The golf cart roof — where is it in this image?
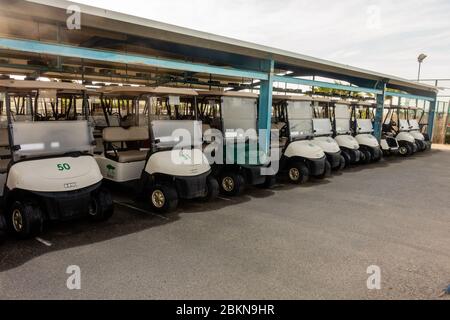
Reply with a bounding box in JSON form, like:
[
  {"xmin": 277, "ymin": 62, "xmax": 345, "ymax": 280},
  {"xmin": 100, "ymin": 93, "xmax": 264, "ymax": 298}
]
[
  {"xmin": 197, "ymin": 90, "xmax": 259, "ymax": 99},
  {"xmin": 334, "ymin": 100, "xmax": 352, "ymax": 105},
  {"xmin": 272, "ymin": 95, "xmax": 313, "ymax": 102},
  {"xmin": 98, "ymin": 86, "xmax": 198, "ymax": 96},
  {"xmin": 311, "ymin": 97, "xmax": 332, "ymax": 103},
  {"xmin": 0, "ymin": 79, "xmax": 86, "ymax": 91},
  {"xmin": 354, "ymin": 101, "xmax": 375, "ymax": 106}
]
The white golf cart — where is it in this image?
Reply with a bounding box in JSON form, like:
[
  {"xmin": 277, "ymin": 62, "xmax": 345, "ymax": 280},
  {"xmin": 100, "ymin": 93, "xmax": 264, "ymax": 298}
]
[
  {"xmin": 0, "ymin": 80, "xmax": 113, "ymax": 238},
  {"xmin": 330, "ymin": 101, "xmax": 363, "ymax": 165},
  {"xmin": 196, "ymin": 91, "xmax": 276, "ymax": 195},
  {"xmin": 383, "ymin": 104, "xmax": 418, "ymax": 156},
  {"xmin": 95, "ymin": 86, "xmax": 218, "ymax": 212},
  {"xmin": 350, "ymin": 101, "xmax": 383, "ymax": 163},
  {"xmin": 407, "ymin": 106, "xmax": 432, "ymax": 151},
  {"xmin": 311, "ymin": 97, "xmax": 346, "ymax": 170},
  {"xmin": 272, "ymin": 95, "xmax": 329, "ymax": 184}
]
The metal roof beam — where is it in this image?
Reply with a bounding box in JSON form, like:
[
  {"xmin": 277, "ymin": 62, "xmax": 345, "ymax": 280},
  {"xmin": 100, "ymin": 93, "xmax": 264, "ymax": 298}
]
[
  {"xmin": 273, "ymin": 75, "xmax": 383, "ymax": 95},
  {"xmin": 0, "ymin": 38, "xmax": 268, "ymax": 81}
]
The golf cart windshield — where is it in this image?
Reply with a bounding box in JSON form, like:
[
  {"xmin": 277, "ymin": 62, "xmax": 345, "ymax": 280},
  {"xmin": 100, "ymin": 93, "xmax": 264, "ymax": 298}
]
[
  {"xmin": 287, "ymin": 100, "xmax": 313, "ymax": 139},
  {"xmin": 334, "ymin": 104, "xmax": 351, "ymax": 134},
  {"xmin": 399, "ymin": 119, "xmax": 410, "ymax": 132},
  {"xmin": 312, "ymin": 119, "xmax": 333, "ymax": 136},
  {"xmin": 409, "ymin": 119, "xmax": 420, "ymax": 131},
  {"xmin": 221, "ymin": 96, "xmax": 257, "ymax": 141},
  {"xmin": 151, "ymin": 120, "xmax": 203, "ymax": 149},
  {"xmin": 356, "ymin": 119, "xmax": 374, "ymax": 134},
  {"xmin": 12, "ymin": 120, "xmax": 93, "ymax": 161}
]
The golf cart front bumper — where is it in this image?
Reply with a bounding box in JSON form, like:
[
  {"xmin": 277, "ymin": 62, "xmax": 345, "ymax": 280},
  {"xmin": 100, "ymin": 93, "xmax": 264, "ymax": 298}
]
[
  {"xmin": 241, "ymin": 165, "xmax": 267, "ymax": 185},
  {"xmin": 325, "ymin": 152, "xmax": 342, "ymax": 170},
  {"xmin": 32, "ymin": 182, "xmax": 102, "ymax": 221},
  {"xmin": 308, "ymin": 156, "xmax": 326, "ymax": 176},
  {"xmin": 174, "ymin": 171, "xmax": 210, "ymax": 199}
]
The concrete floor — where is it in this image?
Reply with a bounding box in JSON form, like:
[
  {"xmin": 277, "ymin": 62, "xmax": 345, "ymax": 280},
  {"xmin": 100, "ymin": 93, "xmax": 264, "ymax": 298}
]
[{"xmin": 0, "ymin": 146, "xmax": 450, "ymax": 300}]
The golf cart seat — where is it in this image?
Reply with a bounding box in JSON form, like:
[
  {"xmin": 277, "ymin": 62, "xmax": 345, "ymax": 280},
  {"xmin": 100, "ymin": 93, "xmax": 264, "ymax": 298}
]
[
  {"xmin": 103, "ymin": 126, "xmax": 149, "ymax": 163},
  {"xmin": 115, "ymin": 150, "xmax": 148, "ymax": 163},
  {"xmin": 0, "ymin": 158, "xmax": 9, "ymax": 174}
]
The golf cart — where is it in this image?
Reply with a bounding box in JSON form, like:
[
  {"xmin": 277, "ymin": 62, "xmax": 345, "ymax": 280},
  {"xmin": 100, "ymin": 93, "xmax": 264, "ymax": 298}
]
[
  {"xmin": 383, "ymin": 103, "xmax": 418, "ymax": 156},
  {"xmin": 196, "ymin": 91, "xmax": 276, "ymax": 195},
  {"xmin": 95, "ymin": 86, "xmax": 218, "ymax": 212},
  {"xmin": 350, "ymin": 101, "xmax": 383, "ymax": 162},
  {"xmin": 407, "ymin": 106, "xmax": 432, "ymax": 151},
  {"xmin": 0, "ymin": 80, "xmax": 113, "ymax": 238},
  {"xmin": 311, "ymin": 97, "xmax": 346, "ymax": 171},
  {"xmin": 271, "ymin": 95, "xmax": 329, "ymax": 184},
  {"xmin": 329, "ymin": 101, "xmax": 363, "ymax": 165}
]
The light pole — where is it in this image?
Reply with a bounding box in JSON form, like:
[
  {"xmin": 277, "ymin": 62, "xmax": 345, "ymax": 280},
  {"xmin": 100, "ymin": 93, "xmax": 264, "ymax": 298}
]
[{"xmin": 417, "ymin": 53, "xmax": 427, "ymax": 81}]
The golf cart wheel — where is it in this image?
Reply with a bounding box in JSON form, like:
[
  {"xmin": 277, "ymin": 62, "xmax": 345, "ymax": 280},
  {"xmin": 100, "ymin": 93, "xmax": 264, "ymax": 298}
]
[
  {"xmin": 88, "ymin": 189, "xmax": 114, "ymax": 222},
  {"xmin": 7, "ymin": 200, "xmax": 43, "ymax": 239},
  {"xmin": 201, "ymin": 176, "xmax": 219, "ymax": 202},
  {"xmin": 398, "ymin": 145, "xmax": 409, "ymax": 157},
  {"xmin": 220, "ymin": 172, "xmax": 245, "ymax": 196},
  {"xmin": 338, "ymin": 155, "xmax": 346, "ymax": 170},
  {"xmin": 372, "ymin": 149, "xmax": 382, "ymax": 162},
  {"xmin": 317, "ymin": 160, "xmax": 332, "ymax": 179},
  {"xmin": 406, "ymin": 144, "xmax": 414, "ymax": 156},
  {"xmin": 341, "ymin": 152, "xmax": 351, "ymax": 166},
  {"xmin": 287, "ymin": 162, "xmax": 309, "ymax": 184},
  {"xmin": 361, "ymin": 150, "xmax": 372, "ymax": 164},
  {"xmin": 149, "ymin": 185, "xmax": 178, "ymax": 213}
]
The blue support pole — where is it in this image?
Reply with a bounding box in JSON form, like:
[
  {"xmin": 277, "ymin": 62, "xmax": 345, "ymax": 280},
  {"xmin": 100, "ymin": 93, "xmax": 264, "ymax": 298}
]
[
  {"xmin": 427, "ymin": 95, "xmax": 437, "ymax": 139},
  {"xmin": 258, "ymin": 59, "xmax": 275, "ymax": 156},
  {"xmin": 373, "ymin": 82, "xmax": 386, "ymax": 141}
]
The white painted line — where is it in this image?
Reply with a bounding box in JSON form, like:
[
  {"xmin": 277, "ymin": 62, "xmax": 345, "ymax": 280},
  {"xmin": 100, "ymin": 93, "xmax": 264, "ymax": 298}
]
[
  {"xmin": 114, "ymin": 201, "xmax": 170, "ymax": 221},
  {"xmin": 35, "ymin": 237, "xmax": 52, "ymax": 247}
]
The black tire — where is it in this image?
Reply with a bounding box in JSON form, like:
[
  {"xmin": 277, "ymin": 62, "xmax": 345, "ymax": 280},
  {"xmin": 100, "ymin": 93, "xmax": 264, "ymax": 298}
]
[
  {"xmin": 338, "ymin": 155, "xmax": 346, "ymax": 170},
  {"xmin": 89, "ymin": 189, "xmax": 114, "ymax": 222},
  {"xmin": 341, "ymin": 151, "xmax": 351, "ymax": 166},
  {"xmin": 219, "ymin": 172, "xmax": 246, "ymax": 196},
  {"xmin": 0, "ymin": 214, "xmax": 7, "ymax": 240},
  {"xmin": 317, "ymin": 160, "xmax": 332, "ymax": 179},
  {"xmin": 372, "ymin": 148, "xmax": 382, "ymax": 162},
  {"xmin": 361, "ymin": 150, "xmax": 372, "ymax": 164},
  {"xmin": 398, "ymin": 145, "xmax": 409, "ymax": 157},
  {"xmin": 406, "ymin": 144, "xmax": 413, "ymax": 156},
  {"xmin": 201, "ymin": 176, "xmax": 219, "ymax": 201},
  {"xmin": 287, "ymin": 162, "xmax": 309, "ymax": 184},
  {"xmin": 149, "ymin": 185, "xmax": 179, "ymax": 213},
  {"xmin": 7, "ymin": 200, "xmax": 43, "ymax": 239}
]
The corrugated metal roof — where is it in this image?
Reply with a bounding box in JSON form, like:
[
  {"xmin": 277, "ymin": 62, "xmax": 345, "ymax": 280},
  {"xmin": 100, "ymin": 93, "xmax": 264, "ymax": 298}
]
[{"xmin": 19, "ymin": 0, "xmax": 437, "ymax": 94}]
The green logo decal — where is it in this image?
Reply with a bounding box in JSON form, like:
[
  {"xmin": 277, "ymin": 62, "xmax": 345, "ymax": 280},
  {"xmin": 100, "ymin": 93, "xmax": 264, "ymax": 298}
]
[
  {"xmin": 106, "ymin": 164, "xmax": 116, "ymax": 178},
  {"xmin": 57, "ymin": 163, "xmax": 71, "ymax": 171}
]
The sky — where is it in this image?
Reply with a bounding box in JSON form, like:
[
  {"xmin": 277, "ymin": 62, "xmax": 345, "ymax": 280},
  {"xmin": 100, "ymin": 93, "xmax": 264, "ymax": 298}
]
[{"xmin": 74, "ymin": 0, "xmax": 450, "ymax": 96}]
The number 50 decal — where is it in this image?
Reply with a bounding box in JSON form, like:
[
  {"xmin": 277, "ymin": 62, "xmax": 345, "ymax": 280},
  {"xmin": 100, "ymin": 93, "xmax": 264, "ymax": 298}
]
[{"xmin": 57, "ymin": 163, "xmax": 71, "ymax": 171}]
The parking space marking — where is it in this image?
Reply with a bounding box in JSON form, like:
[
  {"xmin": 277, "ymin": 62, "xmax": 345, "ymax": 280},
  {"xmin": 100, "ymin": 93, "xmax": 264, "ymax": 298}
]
[
  {"xmin": 35, "ymin": 237, "xmax": 52, "ymax": 247},
  {"xmin": 113, "ymin": 201, "xmax": 170, "ymax": 221}
]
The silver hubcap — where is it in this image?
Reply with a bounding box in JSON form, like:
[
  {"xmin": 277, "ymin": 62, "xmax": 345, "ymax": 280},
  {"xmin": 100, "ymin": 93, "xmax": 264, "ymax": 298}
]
[
  {"xmin": 151, "ymin": 190, "xmax": 165, "ymax": 208},
  {"xmin": 289, "ymin": 168, "xmax": 300, "ymax": 181},
  {"xmin": 12, "ymin": 209, "xmax": 23, "ymax": 232},
  {"xmin": 222, "ymin": 177, "xmax": 234, "ymax": 192},
  {"xmin": 399, "ymin": 147, "xmax": 407, "ymax": 154}
]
